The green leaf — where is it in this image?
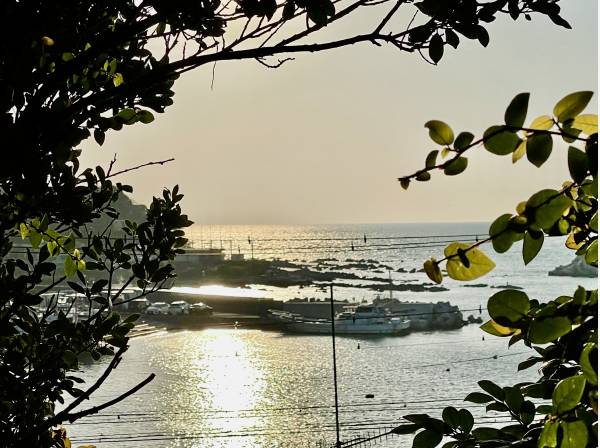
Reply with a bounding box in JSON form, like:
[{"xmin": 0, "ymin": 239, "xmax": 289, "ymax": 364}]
[
  {"xmin": 444, "ymin": 157, "xmax": 468, "ymax": 176},
  {"xmin": 572, "ymin": 114, "xmax": 598, "ymax": 135},
  {"xmin": 113, "ymin": 72, "xmax": 124, "ymax": 87},
  {"xmin": 425, "ymin": 150, "xmax": 438, "ymax": 169},
  {"xmin": 19, "ymin": 223, "xmax": 29, "ymax": 239},
  {"xmin": 416, "ymin": 172, "xmax": 431, "ymax": 182},
  {"xmin": 553, "ymin": 91, "xmax": 594, "ymax": 123},
  {"xmin": 444, "ymin": 243, "xmax": 495, "ymax": 281},
  {"xmin": 137, "ymin": 110, "xmax": 155, "ymax": 124},
  {"xmin": 580, "ymin": 343, "xmax": 597, "ymax": 385},
  {"xmin": 483, "ymin": 126, "xmax": 521, "ymax": 155},
  {"xmin": 526, "ymin": 133, "xmax": 553, "ymax": 167},
  {"xmin": 529, "ymin": 115, "xmax": 554, "ymax": 131},
  {"xmin": 559, "ymin": 421, "xmax": 588, "ymax": 448},
  {"xmin": 528, "ymin": 317, "xmax": 571, "ymax": 344},
  {"xmin": 512, "ymin": 140, "xmax": 527, "ymax": 163},
  {"xmin": 526, "ymin": 189, "xmax": 572, "ymax": 231},
  {"xmin": 424, "ymin": 258, "xmax": 443, "ymax": 284},
  {"xmin": 478, "ymin": 380, "xmax": 505, "ymax": 401},
  {"xmin": 116, "ymin": 108, "xmax": 136, "ymax": 123},
  {"xmin": 522, "ymin": 231, "xmax": 544, "ymax": 265},
  {"xmin": 505, "ymin": 92, "xmax": 529, "ymax": 127},
  {"xmin": 488, "ymin": 289, "xmax": 530, "ymax": 324},
  {"xmin": 590, "ymin": 212, "xmax": 598, "ymax": 232},
  {"xmin": 429, "ymin": 34, "xmax": 444, "ymax": 64},
  {"xmin": 538, "ymin": 420, "xmax": 558, "ymax": 448},
  {"xmin": 454, "ymin": 132, "xmax": 474, "ymax": 150},
  {"xmin": 64, "ymin": 256, "xmax": 78, "ymax": 278},
  {"xmin": 584, "ymin": 239, "xmax": 597, "ymax": 265},
  {"xmin": 489, "ymin": 214, "xmax": 517, "ymax": 253},
  {"xmin": 464, "ymin": 392, "xmax": 494, "ymax": 404},
  {"xmin": 29, "ymin": 229, "xmax": 42, "ymax": 249},
  {"xmin": 480, "ymin": 319, "xmax": 516, "ymax": 337},
  {"xmin": 425, "ymin": 120, "xmax": 454, "ymax": 146}
]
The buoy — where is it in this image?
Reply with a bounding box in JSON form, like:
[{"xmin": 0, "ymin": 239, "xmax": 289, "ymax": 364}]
[
  {"xmin": 445, "ymin": 368, "xmax": 450, "ymax": 372},
  {"xmin": 365, "ymin": 394, "xmax": 374, "ymax": 399},
  {"xmin": 357, "ymin": 343, "xmax": 361, "ymax": 349}
]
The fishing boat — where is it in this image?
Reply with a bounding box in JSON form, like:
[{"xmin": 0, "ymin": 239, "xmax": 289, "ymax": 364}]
[{"xmin": 269, "ymin": 304, "xmax": 410, "ymax": 335}]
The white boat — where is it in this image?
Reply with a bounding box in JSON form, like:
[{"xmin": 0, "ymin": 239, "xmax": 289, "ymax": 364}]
[{"xmin": 269, "ymin": 304, "xmax": 410, "ymax": 335}]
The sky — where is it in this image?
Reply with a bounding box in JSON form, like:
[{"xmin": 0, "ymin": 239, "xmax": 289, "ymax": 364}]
[{"xmin": 80, "ymin": 1, "xmax": 598, "ymax": 225}]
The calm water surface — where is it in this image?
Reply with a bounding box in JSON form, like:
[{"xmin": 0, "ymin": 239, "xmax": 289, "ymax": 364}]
[{"xmin": 66, "ymin": 223, "xmax": 596, "ymax": 447}]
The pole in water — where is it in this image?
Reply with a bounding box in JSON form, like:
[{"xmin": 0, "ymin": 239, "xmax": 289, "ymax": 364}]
[{"xmin": 329, "ymin": 284, "xmax": 341, "ymax": 448}]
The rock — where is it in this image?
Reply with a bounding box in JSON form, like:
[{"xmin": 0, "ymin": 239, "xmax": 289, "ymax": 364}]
[{"xmin": 549, "ymin": 256, "xmax": 597, "ymax": 278}]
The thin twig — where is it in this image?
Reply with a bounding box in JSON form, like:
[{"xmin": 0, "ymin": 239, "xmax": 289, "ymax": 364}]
[{"xmin": 105, "ymin": 158, "xmax": 175, "ymax": 179}]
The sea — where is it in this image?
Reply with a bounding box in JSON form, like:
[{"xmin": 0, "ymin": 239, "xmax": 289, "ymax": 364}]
[{"xmin": 64, "ymin": 223, "xmax": 597, "ymax": 448}]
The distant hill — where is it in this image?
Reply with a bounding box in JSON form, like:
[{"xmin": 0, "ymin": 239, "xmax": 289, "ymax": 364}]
[{"xmin": 87, "ymin": 193, "xmax": 147, "ymax": 235}]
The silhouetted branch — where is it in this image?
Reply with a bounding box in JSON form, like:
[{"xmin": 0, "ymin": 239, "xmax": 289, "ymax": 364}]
[
  {"xmin": 65, "ymin": 373, "xmax": 155, "ymax": 423},
  {"xmin": 43, "ymin": 345, "xmax": 128, "ymax": 429},
  {"xmin": 106, "ymin": 158, "xmax": 175, "ymax": 179}
]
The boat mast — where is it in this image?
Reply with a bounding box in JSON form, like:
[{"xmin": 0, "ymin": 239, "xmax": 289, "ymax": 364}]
[{"xmin": 329, "ymin": 284, "xmax": 341, "ymax": 447}]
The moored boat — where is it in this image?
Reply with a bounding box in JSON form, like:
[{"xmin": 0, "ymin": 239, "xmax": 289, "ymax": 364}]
[{"xmin": 269, "ymin": 304, "xmax": 410, "ymax": 335}]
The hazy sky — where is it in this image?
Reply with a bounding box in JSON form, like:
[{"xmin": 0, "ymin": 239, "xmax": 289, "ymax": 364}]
[{"xmin": 80, "ymin": 1, "xmax": 598, "ymax": 225}]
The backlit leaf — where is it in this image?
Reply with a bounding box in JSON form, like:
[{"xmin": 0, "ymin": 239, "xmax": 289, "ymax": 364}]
[
  {"xmin": 64, "ymin": 256, "xmax": 77, "ymax": 277},
  {"xmin": 483, "ymin": 126, "xmax": 520, "ymax": 155},
  {"xmin": 423, "ymin": 258, "xmax": 443, "ymax": 284},
  {"xmin": 526, "ymin": 189, "xmax": 571, "ymax": 230},
  {"xmin": 425, "ymin": 120, "xmax": 454, "ymax": 146},
  {"xmin": 529, "ymin": 115, "xmax": 553, "ymax": 131},
  {"xmin": 444, "ymin": 243, "xmax": 495, "ymax": 281},
  {"xmin": 480, "ymin": 319, "xmax": 516, "ymax": 337},
  {"xmin": 553, "ymin": 91, "xmax": 594, "ymax": 123},
  {"xmin": 113, "ymin": 72, "xmax": 124, "ymax": 87},
  {"xmin": 572, "ymin": 113, "xmax": 598, "ymax": 135},
  {"xmin": 512, "ymin": 140, "xmax": 527, "ymax": 163}
]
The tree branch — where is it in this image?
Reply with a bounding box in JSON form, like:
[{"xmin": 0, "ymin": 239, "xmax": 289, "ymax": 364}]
[
  {"xmin": 65, "ymin": 373, "xmax": 155, "ymax": 423},
  {"xmin": 105, "ymin": 158, "xmax": 175, "ymax": 179}
]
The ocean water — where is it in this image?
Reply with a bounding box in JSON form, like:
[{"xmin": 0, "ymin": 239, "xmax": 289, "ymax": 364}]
[{"xmin": 65, "ymin": 223, "xmax": 596, "ymax": 447}]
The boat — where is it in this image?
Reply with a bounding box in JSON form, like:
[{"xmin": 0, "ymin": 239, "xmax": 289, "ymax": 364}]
[{"xmin": 268, "ymin": 304, "xmax": 410, "ymax": 335}]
